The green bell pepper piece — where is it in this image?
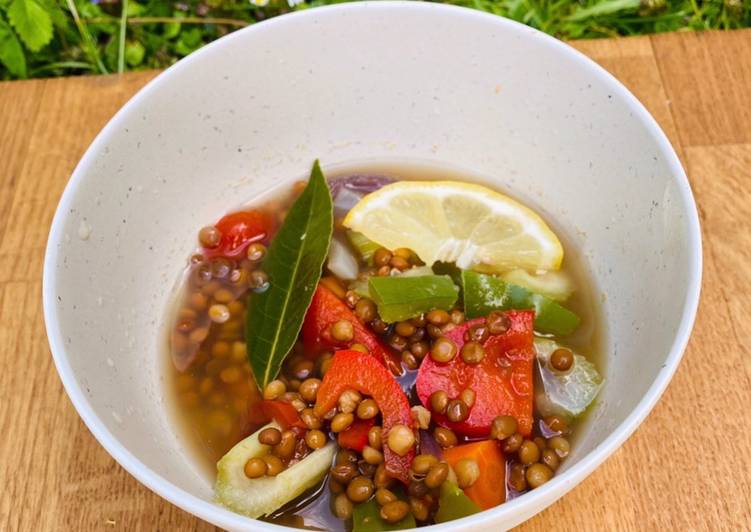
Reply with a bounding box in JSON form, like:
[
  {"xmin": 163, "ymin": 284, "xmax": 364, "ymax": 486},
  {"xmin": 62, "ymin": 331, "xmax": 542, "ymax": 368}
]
[
  {"xmin": 462, "ymin": 270, "xmax": 580, "ymax": 335},
  {"xmin": 368, "ymin": 275, "xmax": 458, "ymax": 323},
  {"xmin": 435, "ymin": 480, "xmax": 481, "ymax": 523}
]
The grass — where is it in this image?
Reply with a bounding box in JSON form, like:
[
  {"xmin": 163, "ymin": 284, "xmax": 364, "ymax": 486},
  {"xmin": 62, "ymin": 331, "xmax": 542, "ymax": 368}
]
[{"xmin": 0, "ymin": 0, "xmax": 748, "ymax": 80}]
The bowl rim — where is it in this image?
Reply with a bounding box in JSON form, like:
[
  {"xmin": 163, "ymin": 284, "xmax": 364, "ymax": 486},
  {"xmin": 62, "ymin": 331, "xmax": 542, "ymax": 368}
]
[{"xmin": 43, "ymin": 2, "xmax": 702, "ymax": 530}]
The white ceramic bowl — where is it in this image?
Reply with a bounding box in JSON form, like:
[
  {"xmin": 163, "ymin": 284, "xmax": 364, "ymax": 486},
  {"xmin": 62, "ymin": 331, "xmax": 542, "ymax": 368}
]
[{"xmin": 43, "ymin": 2, "xmax": 701, "ymax": 530}]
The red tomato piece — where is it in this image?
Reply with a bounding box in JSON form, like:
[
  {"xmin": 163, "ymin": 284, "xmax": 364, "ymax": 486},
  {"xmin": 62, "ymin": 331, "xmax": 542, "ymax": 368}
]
[
  {"xmin": 337, "ymin": 418, "xmax": 375, "ymax": 452},
  {"xmin": 314, "ymin": 350, "xmax": 414, "ymax": 484},
  {"xmin": 415, "ymin": 310, "xmax": 535, "ymax": 437},
  {"xmin": 302, "ymin": 284, "xmax": 402, "ymax": 375},
  {"xmin": 203, "ymin": 210, "xmax": 273, "ymax": 259},
  {"xmin": 260, "ymin": 400, "xmax": 306, "ymax": 430}
]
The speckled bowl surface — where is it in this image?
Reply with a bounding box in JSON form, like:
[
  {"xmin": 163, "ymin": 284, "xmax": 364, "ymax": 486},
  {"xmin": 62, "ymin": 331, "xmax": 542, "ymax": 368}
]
[{"xmin": 43, "ymin": 2, "xmax": 701, "ymax": 530}]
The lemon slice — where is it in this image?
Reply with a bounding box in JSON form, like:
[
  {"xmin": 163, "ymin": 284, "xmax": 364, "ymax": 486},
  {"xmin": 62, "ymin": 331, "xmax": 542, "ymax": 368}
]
[{"xmin": 342, "ymin": 181, "xmax": 563, "ymax": 273}]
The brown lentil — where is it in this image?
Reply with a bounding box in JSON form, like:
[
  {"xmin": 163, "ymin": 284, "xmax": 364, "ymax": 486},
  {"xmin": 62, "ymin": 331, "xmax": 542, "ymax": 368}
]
[
  {"xmin": 410, "ymin": 497, "xmax": 430, "ymax": 521},
  {"xmin": 424, "ymin": 461, "xmax": 449, "ymax": 488},
  {"xmin": 460, "ymin": 341, "xmax": 485, "ymax": 364},
  {"xmin": 487, "ymin": 311, "xmax": 510, "ymax": 334},
  {"xmin": 338, "ymin": 389, "xmax": 362, "ymax": 414},
  {"xmin": 460, "ymin": 388, "xmax": 476, "ymax": 408},
  {"xmin": 387, "ymin": 424, "xmax": 415, "ymax": 456},
  {"xmin": 305, "ymin": 429, "xmax": 327, "ymax": 450},
  {"xmin": 298, "ymin": 378, "xmax": 321, "ymax": 402},
  {"xmin": 490, "ymin": 415, "xmax": 518, "ymax": 441},
  {"xmin": 411, "ymin": 454, "xmax": 439, "ymax": 476},
  {"xmin": 263, "ymin": 379, "xmax": 286, "ymax": 400},
  {"xmin": 533, "ymin": 436, "xmax": 548, "ymax": 451},
  {"xmin": 290, "ymin": 359, "xmax": 314, "ymax": 380},
  {"xmin": 455, "ymin": 458, "xmax": 480, "ymax": 489},
  {"xmin": 431, "ymin": 336, "xmax": 458, "ymax": 363},
  {"xmin": 330, "ymin": 463, "xmax": 358, "ymax": 484},
  {"xmin": 320, "ymin": 276, "xmax": 347, "ymax": 298},
  {"xmin": 410, "ymin": 341, "xmax": 429, "ymax": 359},
  {"xmin": 368, "ymin": 426, "xmax": 383, "ymax": 450},
  {"xmin": 354, "ymin": 298, "xmax": 377, "ymax": 322},
  {"xmin": 503, "ymin": 433, "xmax": 524, "ymax": 454},
  {"xmin": 375, "ymin": 488, "xmax": 398, "ymax": 506},
  {"xmin": 331, "ymin": 320, "xmax": 355, "ymax": 343},
  {"xmin": 434, "ymin": 427, "xmax": 458, "ymax": 448},
  {"xmin": 362, "ymin": 445, "xmax": 384, "ymax": 465},
  {"xmin": 541, "ymin": 448, "xmax": 560, "ymax": 471},
  {"xmin": 248, "ymin": 270, "xmax": 269, "ymax": 290},
  {"xmin": 371, "ymin": 318, "xmax": 389, "ymax": 335},
  {"xmin": 446, "ymin": 399, "xmax": 469, "ymax": 423},
  {"xmin": 219, "ymin": 366, "xmax": 242, "ymax": 384},
  {"xmin": 246, "ymin": 242, "xmax": 266, "ymax": 262},
  {"xmin": 356, "ymin": 399, "xmax": 380, "ymax": 420},
  {"xmin": 301, "ymin": 408, "xmax": 322, "ymax": 429},
  {"xmin": 548, "ymin": 436, "xmax": 571, "ymax": 458},
  {"xmin": 331, "ymin": 412, "xmax": 355, "ymax": 433},
  {"xmin": 198, "ymin": 226, "xmax": 221, "ymax": 248},
  {"xmin": 395, "ymin": 321, "xmax": 416, "ymax": 337},
  {"xmin": 333, "ymin": 493, "xmax": 353, "ymax": 520},
  {"xmin": 388, "ymin": 334, "xmax": 408, "ymax": 352},
  {"xmin": 401, "ymin": 350, "xmax": 419, "ymax": 370},
  {"xmin": 374, "ymin": 463, "xmax": 393, "ymax": 489},
  {"xmin": 335, "ymin": 448, "xmax": 359, "ymax": 466},
  {"xmin": 380, "ymin": 500, "xmax": 410, "ymax": 524},
  {"xmin": 426, "ymin": 309, "xmax": 450, "ymax": 326},
  {"xmin": 550, "ymin": 347, "xmax": 574, "ymax": 372},
  {"xmin": 467, "ymin": 323, "xmax": 490, "ymax": 343},
  {"xmin": 346, "ymin": 476, "xmax": 375, "ymax": 503},
  {"xmin": 508, "ymin": 463, "xmax": 527, "ymax": 492},
  {"xmin": 344, "ymin": 290, "xmax": 360, "ymax": 308},
  {"xmin": 329, "ymin": 478, "xmax": 344, "ymax": 494},
  {"xmin": 373, "ymin": 248, "xmax": 393, "ymax": 267},
  {"xmin": 189, "ymin": 291, "xmax": 208, "ymax": 312},
  {"xmin": 429, "ymin": 390, "xmax": 449, "ymax": 414},
  {"xmin": 519, "ymin": 440, "xmax": 541, "ymax": 465},
  {"xmin": 408, "ymin": 479, "xmax": 429, "ymax": 498},
  {"xmin": 273, "ymin": 431, "xmax": 297, "ymax": 460},
  {"xmin": 526, "ymin": 463, "xmax": 554, "ymax": 488},
  {"xmin": 450, "ymin": 309, "xmax": 465, "ymax": 325},
  {"xmin": 244, "ymin": 457, "xmax": 267, "ymax": 478},
  {"xmin": 358, "ymin": 460, "xmax": 378, "ymax": 478},
  {"xmin": 258, "ymin": 427, "xmax": 282, "ymax": 446},
  {"xmin": 263, "ymin": 454, "xmax": 284, "ymax": 476}
]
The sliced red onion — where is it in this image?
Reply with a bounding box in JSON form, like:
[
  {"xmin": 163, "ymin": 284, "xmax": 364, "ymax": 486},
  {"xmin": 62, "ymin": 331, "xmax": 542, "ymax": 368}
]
[
  {"xmin": 329, "ymin": 175, "xmax": 394, "ymax": 217},
  {"xmin": 419, "ymin": 429, "xmax": 443, "ymax": 459}
]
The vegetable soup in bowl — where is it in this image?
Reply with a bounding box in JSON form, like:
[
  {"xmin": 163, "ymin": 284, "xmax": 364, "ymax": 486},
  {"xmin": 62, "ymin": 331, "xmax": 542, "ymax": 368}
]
[{"xmin": 43, "ymin": 2, "xmax": 701, "ymax": 531}]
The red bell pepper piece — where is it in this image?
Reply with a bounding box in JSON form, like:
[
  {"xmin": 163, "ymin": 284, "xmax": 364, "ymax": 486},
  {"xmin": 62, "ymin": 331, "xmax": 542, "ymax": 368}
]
[
  {"xmin": 202, "ymin": 210, "xmax": 273, "ymax": 259},
  {"xmin": 338, "ymin": 418, "xmax": 375, "ymax": 452},
  {"xmin": 302, "ymin": 284, "xmax": 402, "ymax": 375},
  {"xmin": 416, "ymin": 310, "xmax": 535, "ymax": 437},
  {"xmin": 260, "ymin": 400, "xmax": 307, "ymax": 430},
  {"xmin": 314, "ymin": 350, "xmax": 414, "ymax": 484}
]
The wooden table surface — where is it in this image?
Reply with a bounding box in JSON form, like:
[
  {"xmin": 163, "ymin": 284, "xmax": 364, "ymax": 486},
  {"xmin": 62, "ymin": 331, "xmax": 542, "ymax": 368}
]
[{"xmin": 1, "ymin": 28, "xmax": 750, "ymax": 531}]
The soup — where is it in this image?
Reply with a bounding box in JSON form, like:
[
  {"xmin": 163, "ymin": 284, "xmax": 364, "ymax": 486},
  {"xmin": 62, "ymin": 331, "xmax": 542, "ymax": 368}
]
[{"xmin": 166, "ymin": 162, "xmax": 604, "ymax": 530}]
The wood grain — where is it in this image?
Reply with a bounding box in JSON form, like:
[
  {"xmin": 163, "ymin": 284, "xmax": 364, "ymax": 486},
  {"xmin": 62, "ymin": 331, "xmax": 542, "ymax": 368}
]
[{"xmin": 1, "ymin": 30, "xmax": 750, "ymax": 532}]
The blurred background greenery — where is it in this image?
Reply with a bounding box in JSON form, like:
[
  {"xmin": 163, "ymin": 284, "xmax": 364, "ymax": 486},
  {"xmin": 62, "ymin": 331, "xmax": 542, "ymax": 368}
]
[{"xmin": 0, "ymin": 0, "xmax": 748, "ymax": 79}]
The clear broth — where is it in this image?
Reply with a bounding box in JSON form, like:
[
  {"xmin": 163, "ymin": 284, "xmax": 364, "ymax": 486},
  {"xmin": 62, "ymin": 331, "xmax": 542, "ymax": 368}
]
[{"xmin": 164, "ymin": 161, "xmax": 605, "ymax": 529}]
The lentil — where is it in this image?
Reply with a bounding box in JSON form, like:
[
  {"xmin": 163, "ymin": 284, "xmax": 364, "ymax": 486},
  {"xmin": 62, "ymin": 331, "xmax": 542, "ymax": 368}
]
[
  {"xmin": 263, "ymin": 379, "xmax": 286, "ymax": 400},
  {"xmin": 434, "ymin": 427, "xmax": 458, "ymax": 448},
  {"xmin": 519, "ymin": 440, "xmax": 541, "ymax": 465},
  {"xmin": 460, "ymin": 341, "xmax": 485, "ymax": 364},
  {"xmin": 374, "ymin": 464, "xmax": 393, "ymax": 489},
  {"xmin": 548, "ymin": 436, "xmax": 571, "ymax": 458},
  {"xmin": 338, "ymin": 389, "xmax": 362, "ymax": 414},
  {"xmin": 305, "ymin": 430, "xmax": 327, "ymax": 450},
  {"xmin": 487, "ymin": 311, "xmax": 510, "ymax": 334},
  {"xmin": 354, "ymin": 298, "xmax": 377, "ymax": 322},
  {"xmin": 431, "ymin": 337, "xmax": 457, "ymax": 363},
  {"xmin": 373, "ymin": 248, "xmax": 393, "ymax": 267},
  {"xmin": 380, "ymin": 500, "xmax": 410, "ymax": 524},
  {"xmin": 244, "ymin": 457, "xmax": 267, "ymax": 478},
  {"xmin": 541, "ymin": 448, "xmax": 560, "ymax": 471},
  {"xmin": 368, "ymin": 426, "xmax": 383, "ymax": 450},
  {"xmin": 258, "ymin": 427, "xmax": 282, "ymax": 446},
  {"xmin": 429, "ymin": 390, "xmax": 449, "ymax": 414},
  {"xmin": 298, "ymin": 378, "xmax": 321, "ymax": 402},
  {"xmin": 508, "ymin": 463, "xmax": 527, "ymax": 492},
  {"xmin": 346, "ymin": 476, "xmax": 375, "ymax": 503},
  {"xmin": 198, "ymin": 226, "xmax": 221, "ymax": 248},
  {"xmin": 333, "ymin": 493, "xmax": 353, "ymax": 520},
  {"xmin": 503, "ymin": 433, "xmax": 524, "ymax": 454},
  {"xmin": 446, "ymin": 399, "xmax": 469, "ymax": 423},
  {"xmin": 460, "ymin": 388, "xmax": 476, "ymax": 408},
  {"xmin": 387, "ymin": 424, "xmax": 415, "ymax": 456},
  {"xmin": 356, "ymin": 398, "xmax": 379, "ymax": 420},
  {"xmin": 526, "ymin": 463, "xmax": 554, "ymax": 488},
  {"xmin": 331, "ymin": 320, "xmax": 355, "ymax": 342},
  {"xmin": 362, "ymin": 445, "xmax": 384, "ymax": 465},
  {"xmin": 330, "ymin": 463, "xmax": 358, "ymax": 484},
  {"xmin": 263, "ymin": 454, "xmax": 284, "ymax": 476},
  {"xmin": 455, "ymin": 458, "xmax": 480, "ymax": 488},
  {"xmin": 331, "ymin": 412, "xmax": 355, "ymax": 433},
  {"xmin": 426, "ymin": 309, "xmax": 450, "ymax": 326},
  {"xmin": 490, "ymin": 415, "xmax": 518, "ymax": 440},
  {"xmin": 246, "ymin": 242, "xmax": 266, "ymax": 262},
  {"xmin": 375, "ymin": 488, "xmax": 397, "ymax": 506},
  {"xmin": 410, "ymin": 497, "xmax": 430, "ymax": 521},
  {"xmin": 424, "ymin": 462, "xmax": 449, "ymax": 488}
]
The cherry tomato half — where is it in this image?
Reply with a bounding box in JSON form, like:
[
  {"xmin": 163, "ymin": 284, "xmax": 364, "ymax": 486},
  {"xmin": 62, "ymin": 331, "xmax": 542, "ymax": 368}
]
[{"xmin": 203, "ymin": 210, "xmax": 273, "ymax": 259}]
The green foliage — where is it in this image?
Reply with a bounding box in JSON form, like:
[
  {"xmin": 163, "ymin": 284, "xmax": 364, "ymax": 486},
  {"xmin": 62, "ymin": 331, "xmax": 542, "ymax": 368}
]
[
  {"xmin": 0, "ymin": 0, "xmax": 749, "ymax": 80},
  {"xmin": 7, "ymin": 0, "xmax": 52, "ymax": 51}
]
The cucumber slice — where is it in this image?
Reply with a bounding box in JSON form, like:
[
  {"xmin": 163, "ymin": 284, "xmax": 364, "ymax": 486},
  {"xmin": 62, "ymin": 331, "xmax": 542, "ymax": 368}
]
[
  {"xmin": 215, "ymin": 421, "xmax": 336, "ymax": 518},
  {"xmin": 535, "ymin": 339, "xmax": 603, "ymax": 418}
]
